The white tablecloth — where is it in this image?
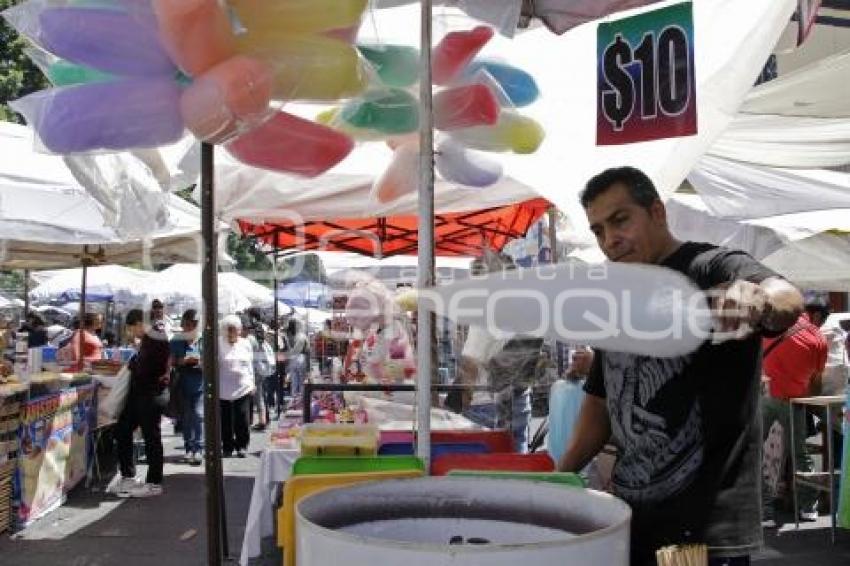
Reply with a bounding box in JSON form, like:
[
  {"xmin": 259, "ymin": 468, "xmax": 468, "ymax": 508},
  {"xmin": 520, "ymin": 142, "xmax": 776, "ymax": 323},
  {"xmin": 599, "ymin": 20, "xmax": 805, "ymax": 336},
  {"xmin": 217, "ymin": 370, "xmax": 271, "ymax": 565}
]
[{"xmin": 240, "ymin": 446, "xmax": 300, "ymax": 566}]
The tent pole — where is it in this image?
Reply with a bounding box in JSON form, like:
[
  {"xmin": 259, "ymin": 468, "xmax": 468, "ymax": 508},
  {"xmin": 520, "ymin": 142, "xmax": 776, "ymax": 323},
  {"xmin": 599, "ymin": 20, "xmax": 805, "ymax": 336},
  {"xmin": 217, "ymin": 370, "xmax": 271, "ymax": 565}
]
[
  {"xmin": 415, "ymin": 0, "xmax": 435, "ymax": 469},
  {"xmin": 200, "ymin": 142, "xmax": 225, "ymax": 565},
  {"xmin": 547, "ymin": 207, "xmax": 558, "ymax": 263},
  {"xmin": 273, "ymin": 255, "xmax": 280, "ymax": 411},
  {"xmin": 79, "ymin": 255, "xmax": 88, "ymax": 368},
  {"xmin": 22, "ymin": 269, "xmax": 29, "ymax": 318}
]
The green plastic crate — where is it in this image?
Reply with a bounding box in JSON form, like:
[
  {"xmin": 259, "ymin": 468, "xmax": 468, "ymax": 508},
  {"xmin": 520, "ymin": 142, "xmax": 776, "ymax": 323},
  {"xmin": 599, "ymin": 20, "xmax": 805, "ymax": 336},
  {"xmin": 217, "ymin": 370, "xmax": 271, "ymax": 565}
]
[{"xmin": 292, "ymin": 455, "xmax": 425, "ymax": 476}]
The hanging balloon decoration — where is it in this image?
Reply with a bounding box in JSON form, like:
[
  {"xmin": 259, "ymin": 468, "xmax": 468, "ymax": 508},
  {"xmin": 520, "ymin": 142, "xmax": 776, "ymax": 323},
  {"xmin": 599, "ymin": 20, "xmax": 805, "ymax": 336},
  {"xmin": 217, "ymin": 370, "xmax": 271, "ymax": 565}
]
[
  {"xmin": 317, "ymin": 24, "xmax": 544, "ymax": 203},
  {"xmin": 2, "ymin": 0, "xmax": 373, "ymax": 178}
]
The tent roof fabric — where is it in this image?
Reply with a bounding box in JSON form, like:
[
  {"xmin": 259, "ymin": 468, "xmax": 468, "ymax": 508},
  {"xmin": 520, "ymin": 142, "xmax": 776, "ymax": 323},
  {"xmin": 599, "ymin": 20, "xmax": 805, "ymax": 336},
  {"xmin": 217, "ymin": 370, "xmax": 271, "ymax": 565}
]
[
  {"xmin": 0, "ymin": 122, "xmax": 207, "ymax": 269},
  {"xmin": 239, "ymin": 197, "xmax": 550, "ymax": 257}
]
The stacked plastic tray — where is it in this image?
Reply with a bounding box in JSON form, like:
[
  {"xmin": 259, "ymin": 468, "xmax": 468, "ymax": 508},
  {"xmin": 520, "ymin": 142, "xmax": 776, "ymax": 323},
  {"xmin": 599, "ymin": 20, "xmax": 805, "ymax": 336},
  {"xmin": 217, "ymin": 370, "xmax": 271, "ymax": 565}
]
[{"xmin": 0, "ymin": 386, "xmax": 26, "ymax": 534}]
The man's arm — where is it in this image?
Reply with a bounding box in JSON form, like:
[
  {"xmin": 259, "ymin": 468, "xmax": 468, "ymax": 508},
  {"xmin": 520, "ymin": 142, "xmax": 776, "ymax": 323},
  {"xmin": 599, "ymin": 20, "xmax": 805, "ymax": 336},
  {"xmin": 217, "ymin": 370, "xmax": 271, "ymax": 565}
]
[{"xmin": 557, "ymin": 394, "xmax": 611, "ymax": 472}]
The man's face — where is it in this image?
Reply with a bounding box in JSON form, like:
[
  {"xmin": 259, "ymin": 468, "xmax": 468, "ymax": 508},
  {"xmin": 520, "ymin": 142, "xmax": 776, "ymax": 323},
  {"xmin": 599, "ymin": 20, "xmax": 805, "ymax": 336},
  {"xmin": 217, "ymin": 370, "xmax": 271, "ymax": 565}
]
[
  {"xmin": 127, "ymin": 322, "xmax": 145, "ymax": 340},
  {"xmin": 226, "ymin": 325, "xmax": 240, "ymax": 344},
  {"xmin": 585, "ymin": 183, "xmax": 668, "ymax": 265},
  {"xmin": 183, "ymin": 319, "xmax": 198, "ymax": 335},
  {"xmin": 151, "ymin": 305, "xmax": 164, "ymax": 320}
]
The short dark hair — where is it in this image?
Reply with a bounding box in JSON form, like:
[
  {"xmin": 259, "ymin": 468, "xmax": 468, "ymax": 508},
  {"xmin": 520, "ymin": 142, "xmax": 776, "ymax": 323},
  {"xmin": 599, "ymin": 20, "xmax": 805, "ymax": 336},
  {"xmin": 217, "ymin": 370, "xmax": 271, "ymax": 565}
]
[
  {"xmin": 82, "ymin": 312, "xmax": 100, "ymax": 328},
  {"xmin": 181, "ymin": 309, "xmax": 199, "ymax": 325},
  {"xmin": 804, "ymin": 303, "xmax": 829, "ymax": 321},
  {"xmin": 125, "ymin": 309, "xmax": 144, "ymax": 327},
  {"xmin": 580, "ymin": 166, "xmax": 660, "ymax": 209}
]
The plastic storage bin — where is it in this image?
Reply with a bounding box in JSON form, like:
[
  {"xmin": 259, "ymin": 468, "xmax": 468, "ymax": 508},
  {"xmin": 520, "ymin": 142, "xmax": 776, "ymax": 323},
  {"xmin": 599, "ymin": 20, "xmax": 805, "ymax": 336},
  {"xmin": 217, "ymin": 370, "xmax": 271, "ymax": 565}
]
[
  {"xmin": 292, "ymin": 456, "xmax": 424, "ymax": 476},
  {"xmin": 278, "ymin": 469, "xmax": 424, "ymax": 566},
  {"xmin": 431, "ymin": 452, "xmax": 555, "ymax": 476},
  {"xmin": 300, "ymin": 423, "xmax": 378, "ymax": 456}
]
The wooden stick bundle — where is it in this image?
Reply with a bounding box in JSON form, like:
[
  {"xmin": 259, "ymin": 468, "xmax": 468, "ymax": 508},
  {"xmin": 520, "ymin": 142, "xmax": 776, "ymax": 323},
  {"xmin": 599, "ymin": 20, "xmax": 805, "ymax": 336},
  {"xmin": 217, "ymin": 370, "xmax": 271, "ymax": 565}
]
[{"xmin": 656, "ymin": 544, "xmax": 708, "ymax": 566}]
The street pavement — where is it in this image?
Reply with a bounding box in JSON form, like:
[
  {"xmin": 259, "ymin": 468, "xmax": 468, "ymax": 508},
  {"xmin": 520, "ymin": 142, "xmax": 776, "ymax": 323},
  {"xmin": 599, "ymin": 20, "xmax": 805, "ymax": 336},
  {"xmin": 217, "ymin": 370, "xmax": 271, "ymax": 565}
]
[{"xmin": 0, "ymin": 421, "xmax": 848, "ymax": 565}]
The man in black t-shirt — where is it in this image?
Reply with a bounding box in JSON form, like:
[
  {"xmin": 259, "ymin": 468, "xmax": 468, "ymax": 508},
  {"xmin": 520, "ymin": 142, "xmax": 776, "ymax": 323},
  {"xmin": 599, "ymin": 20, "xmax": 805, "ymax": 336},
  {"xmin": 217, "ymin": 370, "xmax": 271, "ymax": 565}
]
[{"xmin": 557, "ymin": 167, "xmax": 802, "ymax": 566}]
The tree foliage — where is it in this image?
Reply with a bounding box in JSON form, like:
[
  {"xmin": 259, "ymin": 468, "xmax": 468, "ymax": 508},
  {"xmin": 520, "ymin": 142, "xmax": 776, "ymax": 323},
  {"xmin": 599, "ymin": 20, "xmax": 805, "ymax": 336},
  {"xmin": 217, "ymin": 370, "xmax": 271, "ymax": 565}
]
[
  {"xmin": 279, "ymin": 253, "xmax": 327, "ymax": 284},
  {"xmin": 0, "ymin": 270, "xmax": 23, "ymax": 298},
  {"xmin": 227, "ymin": 233, "xmax": 273, "ymax": 284},
  {"xmin": 0, "ymin": 0, "xmax": 48, "ymax": 123}
]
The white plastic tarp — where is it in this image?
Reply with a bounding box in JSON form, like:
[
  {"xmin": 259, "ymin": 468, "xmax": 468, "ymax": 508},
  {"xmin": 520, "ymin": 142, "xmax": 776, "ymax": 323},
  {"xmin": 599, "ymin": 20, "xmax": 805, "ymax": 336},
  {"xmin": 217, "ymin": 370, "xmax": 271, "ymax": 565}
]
[
  {"xmin": 0, "ymin": 122, "xmax": 209, "ymax": 269},
  {"xmin": 687, "ymin": 154, "xmax": 850, "ymax": 219},
  {"xmin": 211, "ymin": 142, "xmax": 541, "ymax": 224},
  {"xmin": 561, "ymin": 192, "xmax": 850, "ymax": 290},
  {"xmin": 666, "ymin": 194, "xmax": 850, "ymax": 291},
  {"xmin": 738, "ymin": 50, "xmax": 850, "ymax": 119},
  {"xmin": 704, "ymin": 50, "xmax": 850, "ymax": 168},
  {"xmin": 0, "ymin": 121, "xmax": 185, "ymax": 238},
  {"xmin": 29, "ymin": 265, "xmax": 151, "ymax": 303}
]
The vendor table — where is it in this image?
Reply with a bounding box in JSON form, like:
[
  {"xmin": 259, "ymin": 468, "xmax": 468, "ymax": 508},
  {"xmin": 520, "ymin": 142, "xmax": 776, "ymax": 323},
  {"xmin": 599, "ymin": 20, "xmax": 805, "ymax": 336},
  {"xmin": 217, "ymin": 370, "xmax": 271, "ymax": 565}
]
[
  {"xmin": 789, "ymin": 394, "xmax": 846, "ymax": 543},
  {"xmin": 240, "ymin": 446, "xmax": 300, "ymax": 566},
  {"xmin": 15, "ymin": 383, "xmax": 95, "ymax": 526}
]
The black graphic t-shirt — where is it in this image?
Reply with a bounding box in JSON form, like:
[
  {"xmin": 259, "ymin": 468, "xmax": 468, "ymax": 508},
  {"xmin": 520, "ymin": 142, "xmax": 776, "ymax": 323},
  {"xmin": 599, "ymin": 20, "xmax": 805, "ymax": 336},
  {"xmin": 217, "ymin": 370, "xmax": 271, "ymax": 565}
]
[{"xmin": 585, "ymin": 242, "xmax": 777, "ymax": 562}]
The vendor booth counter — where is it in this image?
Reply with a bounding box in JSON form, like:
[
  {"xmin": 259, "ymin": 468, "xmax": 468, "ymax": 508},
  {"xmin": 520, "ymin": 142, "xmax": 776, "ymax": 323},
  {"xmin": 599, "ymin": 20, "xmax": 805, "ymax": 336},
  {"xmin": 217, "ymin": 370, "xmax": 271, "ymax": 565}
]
[{"xmin": 15, "ymin": 383, "xmax": 95, "ymax": 526}]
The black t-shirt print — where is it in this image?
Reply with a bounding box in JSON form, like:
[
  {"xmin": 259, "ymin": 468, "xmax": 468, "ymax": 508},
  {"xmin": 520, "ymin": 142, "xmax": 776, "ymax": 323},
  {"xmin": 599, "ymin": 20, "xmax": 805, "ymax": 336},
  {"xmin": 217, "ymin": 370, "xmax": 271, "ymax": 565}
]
[{"xmin": 584, "ymin": 242, "xmax": 777, "ymax": 554}]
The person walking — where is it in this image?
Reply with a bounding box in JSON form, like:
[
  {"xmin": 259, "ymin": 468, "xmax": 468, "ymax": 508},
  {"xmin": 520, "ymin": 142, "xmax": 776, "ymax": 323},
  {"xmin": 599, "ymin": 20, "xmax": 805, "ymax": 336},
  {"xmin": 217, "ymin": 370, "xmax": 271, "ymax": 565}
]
[
  {"xmin": 170, "ymin": 310, "xmax": 204, "ymax": 465},
  {"xmin": 114, "ymin": 309, "xmax": 171, "ymax": 497},
  {"xmin": 219, "ymin": 315, "xmax": 255, "ymax": 458}
]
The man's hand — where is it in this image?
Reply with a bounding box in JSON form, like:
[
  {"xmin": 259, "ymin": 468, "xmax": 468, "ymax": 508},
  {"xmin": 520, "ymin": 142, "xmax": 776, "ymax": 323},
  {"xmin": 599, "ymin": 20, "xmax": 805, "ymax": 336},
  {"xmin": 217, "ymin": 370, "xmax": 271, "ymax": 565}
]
[
  {"xmin": 710, "ymin": 280, "xmax": 766, "ymax": 341},
  {"xmin": 456, "ymin": 356, "xmax": 479, "ymax": 410},
  {"xmin": 567, "ymin": 347, "xmax": 593, "ymax": 378},
  {"xmin": 710, "ymin": 277, "xmax": 803, "ymax": 342}
]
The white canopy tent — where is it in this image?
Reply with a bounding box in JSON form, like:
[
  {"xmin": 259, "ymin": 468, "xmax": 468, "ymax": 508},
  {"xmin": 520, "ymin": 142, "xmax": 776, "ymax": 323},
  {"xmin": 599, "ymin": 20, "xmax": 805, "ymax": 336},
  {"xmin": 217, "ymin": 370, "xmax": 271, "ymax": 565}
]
[
  {"xmin": 0, "ymin": 122, "xmax": 211, "ymax": 270},
  {"xmin": 210, "ymin": 140, "xmax": 542, "ymax": 225},
  {"xmin": 29, "ymin": 265, "xmax": 151, "ymax": 304},
  {"xmin": 115, "ymin": 263, "xmax": 282, "ymax": 316}
]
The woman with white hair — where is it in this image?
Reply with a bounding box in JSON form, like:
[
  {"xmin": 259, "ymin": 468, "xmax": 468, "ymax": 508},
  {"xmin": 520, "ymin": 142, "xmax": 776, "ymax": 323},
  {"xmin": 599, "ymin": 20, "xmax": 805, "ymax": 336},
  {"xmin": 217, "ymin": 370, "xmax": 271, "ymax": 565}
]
[{"xmin": 218, "ymin": 314, "xmax": 255, "ymax": 458}]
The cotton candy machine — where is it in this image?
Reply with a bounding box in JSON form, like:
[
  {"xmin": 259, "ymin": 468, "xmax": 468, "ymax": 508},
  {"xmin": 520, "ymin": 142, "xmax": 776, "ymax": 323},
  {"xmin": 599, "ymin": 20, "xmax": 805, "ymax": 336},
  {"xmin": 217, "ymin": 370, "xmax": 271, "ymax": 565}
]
[{"xmin": 296, "ymin": 477, "xmax": 630, "ymax": 566}]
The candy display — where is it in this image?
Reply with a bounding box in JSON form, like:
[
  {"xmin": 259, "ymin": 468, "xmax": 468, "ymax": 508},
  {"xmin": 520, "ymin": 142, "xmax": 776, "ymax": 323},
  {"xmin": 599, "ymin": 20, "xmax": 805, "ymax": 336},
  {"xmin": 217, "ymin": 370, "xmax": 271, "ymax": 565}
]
[
  {"xmin": 462, "ymin": 60, "xmax": 540, "ymax": 107},
  {"xmin": 371, "ymin": 142, "xmax": 419, "ymax": 204},
  {"xmin": 449, "ymin": 110, "xmax": 545, "ymax": 154},
  {"xmin": 3, "ymin": 0, "xmax": 360, "ymax": 176},
  {"xmin": 234, "ymin": 33, "xmax": 368, "ymax": 101},
  {"xmin": 313, "ymin": 19, "xmax": 545, "ymax": 199},
  {"xmin": 435, "ymin": 138, "xmax": 502, "ymax": 187},
  {"xmin": 357, "ymin": 44, "xmax": 420, "ymax": 88},
  {"xmin": 227, "ymin": 0, "xmax": 368, "ymax": 36},
  {"xmin": 432, "ymin": 25, "xmax": 494, "ymax": 85},
  {"xmin": 3, "ymin": 1, "xmax": 546, "ymax": 192}
]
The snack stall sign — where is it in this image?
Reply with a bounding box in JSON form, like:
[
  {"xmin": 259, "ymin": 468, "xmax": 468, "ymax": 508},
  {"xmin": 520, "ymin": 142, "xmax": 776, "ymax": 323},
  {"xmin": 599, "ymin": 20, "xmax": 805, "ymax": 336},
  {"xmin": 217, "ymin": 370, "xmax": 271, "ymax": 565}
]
[{"xmin": 15, "ymin": 385, "xmax": 94, "ymax": 525}]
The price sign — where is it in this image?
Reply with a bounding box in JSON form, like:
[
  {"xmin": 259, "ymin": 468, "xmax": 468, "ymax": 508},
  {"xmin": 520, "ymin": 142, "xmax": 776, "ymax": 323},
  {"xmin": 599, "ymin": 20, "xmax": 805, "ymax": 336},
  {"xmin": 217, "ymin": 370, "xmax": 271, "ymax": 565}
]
[{"xmin": 597, "ymin": 2, "xmax": 697, "ymax": 146}]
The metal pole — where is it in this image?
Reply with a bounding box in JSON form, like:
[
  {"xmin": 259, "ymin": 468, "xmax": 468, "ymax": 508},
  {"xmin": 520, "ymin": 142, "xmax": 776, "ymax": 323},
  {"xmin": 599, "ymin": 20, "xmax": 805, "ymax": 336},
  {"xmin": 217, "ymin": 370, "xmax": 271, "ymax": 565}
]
[
  {"xmin": 273, "ymin": 273, "xmax": 280, "ymax": 413},
  {"xmin": 547, "ymin": 207, "xmax": 562, "ymax": 374},
  {"xmin": 200, "ymin": 142, "xmax": 224, "ymax": 565},
  {"xmin": 79, "ymin": 257, "xmax": 88, "ymax": 368},
  {"xmin": 22, "ymin": 269, "xmax": 29, "ymax": 318},
  {"xmin": 547, "ymin": 207, "xmax": 558, "ymax": 263},
  {"xmin": 415, "ymin": 0, "xmax": 435, "ymax": 470}
]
